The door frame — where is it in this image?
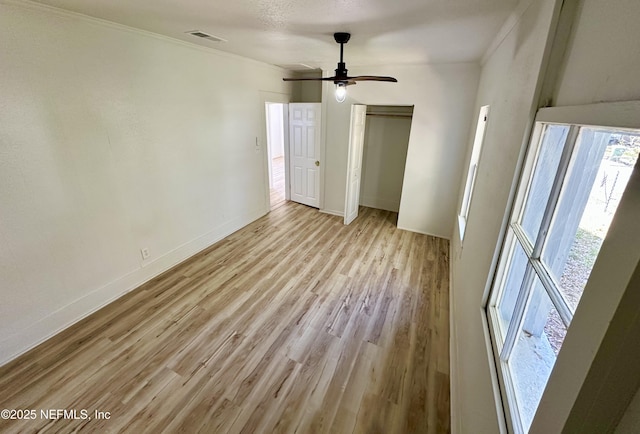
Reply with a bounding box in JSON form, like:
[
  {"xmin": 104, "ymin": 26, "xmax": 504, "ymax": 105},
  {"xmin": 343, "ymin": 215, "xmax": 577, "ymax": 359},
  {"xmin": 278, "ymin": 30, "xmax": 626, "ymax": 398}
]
[
  {"xmin": 260, "ymin": 92, "xmax": 290, "ymax": 213},
  {"xmin": 344, "ymin": 104, "xmax": 367, "ymax": 224},
  {"xmin": 265, "ymin": 102, "xmax": 290, "ymax": 198}
]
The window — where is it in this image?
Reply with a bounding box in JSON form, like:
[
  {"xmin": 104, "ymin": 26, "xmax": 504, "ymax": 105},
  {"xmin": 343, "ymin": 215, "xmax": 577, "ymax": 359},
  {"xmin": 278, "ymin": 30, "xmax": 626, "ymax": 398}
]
[
  {"xmin": 486, "ymin": 104, "xmax": 640, "ymax": 433},
  {"xmin": 458, "ymin": 105, "xmax": 489, "ymax": 240}
]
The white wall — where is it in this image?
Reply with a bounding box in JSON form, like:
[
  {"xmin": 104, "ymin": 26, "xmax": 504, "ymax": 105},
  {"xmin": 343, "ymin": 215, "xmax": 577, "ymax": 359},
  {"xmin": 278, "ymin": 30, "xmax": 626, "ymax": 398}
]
[
  {"xmin": 0, "ymin": 1, "xmax": 291, "ymax": 365},
  {"xmin": 321, "ymin": 63, "xmax": 479, "ymax": 237},
  {"xmin": 291, "ymin": 71, "xmax": 322, "ymax": 103},
  {"xmin": 449, "ymin": 0, "xmax": 559, "ymax": 432},
  {"xmin": 552, "ymin": 0, "xmax": 640, "ymax": 106},
  {"xmin": 359, "ymin": 110, "xmax": 412, "ymax": 212},
  {"xmin": 321, "ymin": 82, "xmax": 354, "ymax": 216}
]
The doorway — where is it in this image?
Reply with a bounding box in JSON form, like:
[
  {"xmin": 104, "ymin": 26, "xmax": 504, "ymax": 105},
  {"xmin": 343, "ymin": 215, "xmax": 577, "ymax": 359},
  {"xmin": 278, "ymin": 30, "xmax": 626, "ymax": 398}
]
[
  {"xmin": 360, "ymin": 105, "xmax": 413, "ymax": 214},
  {"xmin": 343, "ymin": 105, "xmax": 413, "ymax": 225},
  {"xmin": 265, "ymin": 102, "xmax": 287, "ymax": 209}
]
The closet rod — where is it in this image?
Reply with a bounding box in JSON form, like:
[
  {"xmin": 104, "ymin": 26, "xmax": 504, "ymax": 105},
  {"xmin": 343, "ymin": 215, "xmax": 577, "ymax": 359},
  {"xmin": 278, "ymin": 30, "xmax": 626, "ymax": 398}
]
[{"xmin": 365, "ymin": 113, "xmax": 413, "ymax": 118}]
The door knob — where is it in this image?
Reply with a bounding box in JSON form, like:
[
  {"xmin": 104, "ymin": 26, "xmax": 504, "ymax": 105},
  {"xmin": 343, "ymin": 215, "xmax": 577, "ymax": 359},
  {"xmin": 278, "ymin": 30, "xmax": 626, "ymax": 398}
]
[{"xmin": 315, "ymin": 161, "xmax": 320, "ymax": 166}]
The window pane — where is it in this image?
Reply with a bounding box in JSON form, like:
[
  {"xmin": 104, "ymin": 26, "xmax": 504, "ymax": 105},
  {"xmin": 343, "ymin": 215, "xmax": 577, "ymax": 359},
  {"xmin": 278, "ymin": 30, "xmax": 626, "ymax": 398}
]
[
  {"xmin": 542, "ymin": 129, "xmax": 640, "ymax": 312},
  {"xmin": 496, "ymin": 237, "xmax": 529, "ymax": 337},
  {"xmin": 510, "ymin": 278, "xmax": 567, "ymax": 432},
  {"xmin": 520, "ymin": 125, "xmax": 570, "ymax": 243}
]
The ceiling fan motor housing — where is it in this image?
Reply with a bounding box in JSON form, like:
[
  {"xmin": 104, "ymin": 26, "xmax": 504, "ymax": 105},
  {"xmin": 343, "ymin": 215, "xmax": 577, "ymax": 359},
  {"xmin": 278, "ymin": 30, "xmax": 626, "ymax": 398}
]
[
  {"xmin": 334, "ymin": 32, "xmax": 350, "ymax": 83},
  {"xmin": 333, "ymin": 32, "xmax": 351, "ymax": 44},
  {"xmin": 335, "ymin": 62, "xmax": 348, "ymax": 83}
]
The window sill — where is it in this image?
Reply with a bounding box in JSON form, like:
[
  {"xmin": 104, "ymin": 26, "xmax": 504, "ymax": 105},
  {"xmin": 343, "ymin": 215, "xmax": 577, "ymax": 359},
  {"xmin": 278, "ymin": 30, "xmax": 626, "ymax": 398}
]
[{"xmin": 458, "ymin": 214, "xmax": 467, "ymax": 241}]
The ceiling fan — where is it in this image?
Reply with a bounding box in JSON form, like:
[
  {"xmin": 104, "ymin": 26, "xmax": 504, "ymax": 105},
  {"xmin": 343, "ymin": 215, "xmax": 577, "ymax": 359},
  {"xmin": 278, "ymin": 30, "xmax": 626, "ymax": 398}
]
[{"xmin": 283, "ymin": 32, "xmax": 397, "ymax": 102}]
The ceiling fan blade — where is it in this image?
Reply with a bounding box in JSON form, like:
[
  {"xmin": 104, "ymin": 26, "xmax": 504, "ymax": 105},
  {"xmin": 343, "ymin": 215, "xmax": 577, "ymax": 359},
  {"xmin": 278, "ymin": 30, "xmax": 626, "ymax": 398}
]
[
  {"xmin": 282, "ymin": 77, "xmax": 357, "ymax": 86},
  {"xmin": 282, "ymin": 34, "xmax": 397, "ymax": 87},
  {"xmin": 282, "ymin": 77, "xmax": 337, "ymax": 82},
  {"xmin": 283, "ymin": 76, "xmax": 357, "ymax": 87},
  {"xmin": 349, "ymin": 76, "xmax": 398, "ymax": 82}
]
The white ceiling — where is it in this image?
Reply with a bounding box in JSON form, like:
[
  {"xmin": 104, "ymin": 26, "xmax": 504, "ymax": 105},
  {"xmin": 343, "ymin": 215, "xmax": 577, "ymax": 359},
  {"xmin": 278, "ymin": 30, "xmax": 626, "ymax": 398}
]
[{"xmin": 32, "ymin": 0, "xmax": 519, "ymax": 70}]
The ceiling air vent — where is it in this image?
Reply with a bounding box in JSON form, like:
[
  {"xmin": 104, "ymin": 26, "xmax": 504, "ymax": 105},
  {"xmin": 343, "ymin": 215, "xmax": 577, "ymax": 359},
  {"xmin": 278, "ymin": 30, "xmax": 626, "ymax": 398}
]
[{"xmin": 186, "ymin": 30, "xmax": 227, "ymax": 43}]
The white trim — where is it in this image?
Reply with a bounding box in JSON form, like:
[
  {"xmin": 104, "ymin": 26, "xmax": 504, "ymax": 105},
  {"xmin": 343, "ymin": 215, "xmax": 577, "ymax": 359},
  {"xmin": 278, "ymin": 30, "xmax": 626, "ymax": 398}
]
[
  {"xmin": 457, "ymin": 215, "xmax": 467, "ymax": 241},
  {"xmin": 283, "ymin": 104, "xmax": 291, "ymax": 202},
  {"xmin": 0, "ymin": 207, "xmax": 267, "ymax": 367},
  {"xmin": 536, "ymin": 101, "xmax": 640, "ymax": 130},
  {"xmin": 359, "ymin": 196, "xmax": 400, "ymax": 213},
  {"xmin": 319, "ymin": 209, "xmax": 344, "ymax": 217},
  {"xmin": 458, "ymin": 105, "xmax": 490, "ymax": 243},
  {"xmin": 344, "ymin": 104, "xmax": 367, "ymax": 225},
  {"xmin": 482, "ymin": 308, "xmax": 509, "ymax": 434},
  {"xmin": 265, "ymin": 104, "xmax": 275, "ymax": 208},
  {"xmin": 319, "ymin": 71, "xmax": 330, "ymax": 211},
  {"xmin": 396, "ymin": 225, "xmax": 451, "ymax": 240},
  {"xmin": 450, "ymin": 243, "xmax": 461, "ymax": 434}
]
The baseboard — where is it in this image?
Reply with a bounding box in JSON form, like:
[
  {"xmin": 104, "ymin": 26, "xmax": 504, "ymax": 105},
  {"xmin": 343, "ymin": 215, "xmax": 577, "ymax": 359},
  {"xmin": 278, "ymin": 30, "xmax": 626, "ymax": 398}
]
[
  {"xmin": 319, "ymin": 208, "xmax": 344, "ymax": 217},
  {"xmin": 0, "ymin": 207, "xmax": 266, "ymax": 367},
  {"xmin": 450, "ymin": 250, "xmax": 462, "ymax": 434},
  {"xmin": 450, "ymin": 273, "xmax": 507, "ymax": 434},
  {"xmin": 396, "ymin": 224, "xmax": 451, "ymax": 240},
  {"xmin": 359, "ymin": 196, "xmax": 400, "ymax": 213}
]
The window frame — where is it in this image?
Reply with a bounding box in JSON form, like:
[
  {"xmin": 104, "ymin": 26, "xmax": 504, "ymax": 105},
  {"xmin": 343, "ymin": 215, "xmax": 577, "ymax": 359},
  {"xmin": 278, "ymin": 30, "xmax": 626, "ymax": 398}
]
[
  {"xmin": 458, "ymin": 105, "xmax": 490, "ymax": 241},
  {"xmin": 485, "ymin": 101, "xmax": 640, "ymax": 434}
]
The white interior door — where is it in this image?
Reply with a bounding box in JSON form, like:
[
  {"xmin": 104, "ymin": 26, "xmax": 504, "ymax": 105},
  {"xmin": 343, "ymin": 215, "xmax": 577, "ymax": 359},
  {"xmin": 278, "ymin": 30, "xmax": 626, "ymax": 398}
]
[
  {"xmin": 344, "ymin": 104, "xmax": 367, "ymax": 225},
  {"xmin": 289, "ymin": 103, "xmax": 321, "ymax": 208}
]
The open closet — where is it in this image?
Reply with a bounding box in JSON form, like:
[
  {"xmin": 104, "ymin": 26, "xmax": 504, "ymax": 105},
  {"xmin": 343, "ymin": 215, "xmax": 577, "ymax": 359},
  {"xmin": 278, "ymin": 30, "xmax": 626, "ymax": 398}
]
[{"xmin": 359, "ymin": 105, "xmax": 413, "ymax": 213}]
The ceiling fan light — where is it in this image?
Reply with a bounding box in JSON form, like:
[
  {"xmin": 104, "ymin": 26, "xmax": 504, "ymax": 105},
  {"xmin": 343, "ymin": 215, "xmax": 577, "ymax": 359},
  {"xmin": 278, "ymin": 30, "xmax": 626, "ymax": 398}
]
[{"xmin": 335, "ymin": 83, "xmax": 347, "ymax": 103}]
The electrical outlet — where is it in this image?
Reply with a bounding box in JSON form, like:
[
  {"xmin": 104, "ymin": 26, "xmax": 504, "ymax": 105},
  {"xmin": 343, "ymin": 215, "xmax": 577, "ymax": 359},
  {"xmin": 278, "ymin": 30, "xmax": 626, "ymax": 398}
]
[{"xmin": 140, "ymin": 248, "xmax": 150, "ymax": 260}]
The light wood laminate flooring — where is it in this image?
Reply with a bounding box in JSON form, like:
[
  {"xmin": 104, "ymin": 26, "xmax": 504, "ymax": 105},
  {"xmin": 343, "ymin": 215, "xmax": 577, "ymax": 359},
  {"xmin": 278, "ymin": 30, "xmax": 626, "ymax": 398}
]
[{"xmin": 0, "ymin": 202, "xmax": 450, "ymax": 433}]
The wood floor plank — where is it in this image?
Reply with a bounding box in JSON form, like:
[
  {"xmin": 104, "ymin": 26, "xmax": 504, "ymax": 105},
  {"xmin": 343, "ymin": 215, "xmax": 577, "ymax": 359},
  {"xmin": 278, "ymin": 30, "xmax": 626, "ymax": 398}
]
[{"xmin": 0, "ymin": 202, "xmax": 450, "ymax": 433}]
